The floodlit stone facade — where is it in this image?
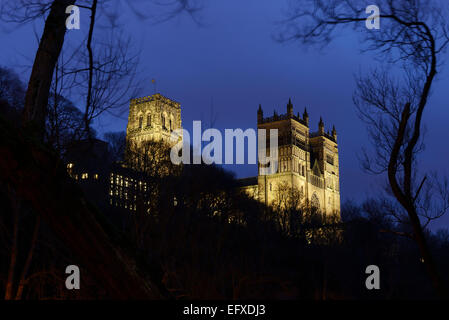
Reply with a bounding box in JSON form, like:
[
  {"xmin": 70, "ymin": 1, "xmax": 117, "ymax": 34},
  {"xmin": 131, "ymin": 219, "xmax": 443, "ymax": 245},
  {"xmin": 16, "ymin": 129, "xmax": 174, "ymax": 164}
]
[
  {"xmin": 125, "ymin": 93, "xmax": 340, "ymax": 216},
  {"xmin": 240, "ymin": 99, "xmax": 341, "ymax": 216},
  {"xmin": 126, "ymin": 93, "xmax": 182, "ymax": 148}
]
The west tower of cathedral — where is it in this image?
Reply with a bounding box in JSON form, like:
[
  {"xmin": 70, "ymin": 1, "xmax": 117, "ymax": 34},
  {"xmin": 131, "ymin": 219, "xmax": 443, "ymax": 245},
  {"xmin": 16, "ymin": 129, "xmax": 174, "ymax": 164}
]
[{"xmin": 240, "ymin": 99, "xmax": 341, "ymax": 216}]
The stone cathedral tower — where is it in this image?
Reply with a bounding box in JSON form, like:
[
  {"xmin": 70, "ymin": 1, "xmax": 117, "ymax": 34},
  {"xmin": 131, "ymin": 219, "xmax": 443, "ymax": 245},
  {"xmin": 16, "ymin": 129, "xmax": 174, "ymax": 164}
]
[
  {"xmin": 241, "ymin": 99, "xmax": 341, "ymax": 216},
  {"xmin": 126, "ymin": 93, "xmax": 182, "ymax": 148}
]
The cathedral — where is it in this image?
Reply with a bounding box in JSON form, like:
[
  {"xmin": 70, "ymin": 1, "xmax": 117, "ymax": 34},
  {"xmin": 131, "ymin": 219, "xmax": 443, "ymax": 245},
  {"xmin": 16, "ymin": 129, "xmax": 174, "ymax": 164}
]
[
  {"xmin": 124, "ymin": 93, "xmax": 341, "ymax": 215},
  {"xmin": 240, "ymin": 100, "xmax": 341, "ymax": 216}
]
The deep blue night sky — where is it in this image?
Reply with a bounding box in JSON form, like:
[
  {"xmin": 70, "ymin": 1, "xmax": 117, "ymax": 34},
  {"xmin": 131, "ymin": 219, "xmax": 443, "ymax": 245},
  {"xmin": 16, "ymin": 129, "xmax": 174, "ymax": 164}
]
[{"xmin": 1, "ymin": 0, "xmax": 449, "ymax": 229}]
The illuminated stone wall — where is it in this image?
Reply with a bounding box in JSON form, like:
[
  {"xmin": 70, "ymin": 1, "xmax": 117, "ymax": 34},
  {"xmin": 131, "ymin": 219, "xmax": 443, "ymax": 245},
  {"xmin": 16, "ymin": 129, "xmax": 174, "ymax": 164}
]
[
  {"xmin": 126, "ymin": 93, "xmax": 182, "ymax": 149},
  {"xmin": 245, "ymin": 101, "xmax": 341, "ymax": 216}
]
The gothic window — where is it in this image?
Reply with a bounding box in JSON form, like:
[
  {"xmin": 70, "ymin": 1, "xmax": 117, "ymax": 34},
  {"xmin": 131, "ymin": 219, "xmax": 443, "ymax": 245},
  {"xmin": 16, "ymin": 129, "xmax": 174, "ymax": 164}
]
[
  {"xmin": 302, "ymin": 165, "xmax": 305, "ymax": 176},
  {"xmin": 147, "ymin": 114, "xmax": 151, "ymax": 127},
  {"xmin": 161, "ymin": 114, "xmax": 166, "ymax": 129},
  {"xmin": 169, "ymin": 119, "xmax": 172, "ymax": 131},
  {"xmin": 138, "ymin": 116, "xmax": 143, "ymax": 129}
]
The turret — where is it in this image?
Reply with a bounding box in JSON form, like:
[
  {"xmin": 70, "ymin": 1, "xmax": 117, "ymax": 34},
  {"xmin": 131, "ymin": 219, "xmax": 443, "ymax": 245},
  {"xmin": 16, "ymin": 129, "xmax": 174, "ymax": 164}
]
[
  {"xmin": 303, "ymin": 107, "xmax": 309, "ymax": 126},
  {"xmin": 318, "ymin": 117, "xmax": 324, "ymax": 135},
  {"xmin": 332, "ymin": 125, "xmax": 337, "ymax": 142},
  {"xmin": 287, "ymin": 98, "xmax": 293, "ymax": 117},
  {"xmin": 257, "ymin": 104, "xmax": 263, "ymax": 123}
]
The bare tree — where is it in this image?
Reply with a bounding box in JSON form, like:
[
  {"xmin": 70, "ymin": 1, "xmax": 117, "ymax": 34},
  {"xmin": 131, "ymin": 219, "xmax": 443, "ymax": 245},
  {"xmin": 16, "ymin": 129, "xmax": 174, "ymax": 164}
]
[
  {"xmin": 46, "ymin": 93, "xmax": 93, "ymax": 153},
  {"xmin": 0, "ymin": 0, "xmax": 203, "ymax": 138},
  {"xmin": 278, "ymin": 0, "xmax": 449, "ymax": 297},
  {"xmin": 104, "ymin": 131, "xmax": 126, "ymax": 162},
  {"xmin": 125, "ymin": 139, "xmax": 180, "ymax": 177},
  {"xmin": 12, "ymin": 0, "xmax": 74, "ymax": 138},
  {"xmin": 0, "ymin": 0, "xmax": 203, "ymax": 299},
  {"xmin": 0, "ymin": 67, "xmax": 26, "ymax": 112}
]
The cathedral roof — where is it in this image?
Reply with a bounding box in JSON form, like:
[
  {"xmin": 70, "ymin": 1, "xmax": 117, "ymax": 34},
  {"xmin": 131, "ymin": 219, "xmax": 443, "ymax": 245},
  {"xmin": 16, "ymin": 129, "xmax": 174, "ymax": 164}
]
[{"xmin": 237, "ymin": 176, "xmax": 258, "ymax": 187}]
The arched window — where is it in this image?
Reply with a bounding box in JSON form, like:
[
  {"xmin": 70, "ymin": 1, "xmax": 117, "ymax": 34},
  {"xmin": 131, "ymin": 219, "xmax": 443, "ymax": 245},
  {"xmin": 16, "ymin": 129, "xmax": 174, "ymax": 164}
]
[
  {"xmin": 138, "ymin": 116, "xmax": 143, "ymax": 128},
  {"xmin": 169, "ymin": 119, "xmax": 172, "ymax": 131},
  {"xmin": 147, "ymin": 114, "xmax": 151, "ymax": 127},
  {"xmin": 161, "ymin": 114, "xmax": 166, "ymax": 129}
]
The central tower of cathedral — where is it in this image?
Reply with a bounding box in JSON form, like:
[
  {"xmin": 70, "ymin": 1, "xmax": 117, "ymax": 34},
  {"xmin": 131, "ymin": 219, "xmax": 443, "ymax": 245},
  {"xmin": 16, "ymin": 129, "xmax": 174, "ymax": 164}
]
[{"xmin": 126, "ymin": 93, "xmax": 182, "ymax": 148}]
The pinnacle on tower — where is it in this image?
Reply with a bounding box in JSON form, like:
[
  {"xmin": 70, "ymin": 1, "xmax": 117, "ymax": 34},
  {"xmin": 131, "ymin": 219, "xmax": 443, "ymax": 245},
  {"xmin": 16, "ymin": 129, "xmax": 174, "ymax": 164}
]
[
  {"xmin": 287, "ymin": 98, "xmax": 293, "ymax": 116},
  {"xmin": 319, "ymin": 117, "xmax": 324, "ymax": 134},
  {"xmin": 332, "ymin": 125, "xmax": 337, "ymax": 141},
  {"xmin": 257, "ymin": 104, "xmax": 263, "ymax": 123},
  {"xmin": 303, "ymin": 107, "xmax": 309, "ymax": 126}
]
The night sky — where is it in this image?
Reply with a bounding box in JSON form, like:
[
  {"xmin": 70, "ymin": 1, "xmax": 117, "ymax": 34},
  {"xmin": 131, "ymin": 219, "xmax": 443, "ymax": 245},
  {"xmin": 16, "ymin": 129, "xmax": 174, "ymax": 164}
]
[{"xmin": 1, "ymin": 0, "xmax": 449, "ymax": 229}]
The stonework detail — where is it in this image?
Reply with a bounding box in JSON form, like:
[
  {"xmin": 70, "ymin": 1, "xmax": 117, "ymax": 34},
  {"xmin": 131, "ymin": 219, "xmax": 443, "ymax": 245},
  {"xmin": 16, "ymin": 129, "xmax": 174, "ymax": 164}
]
[
  {"xmin": 126, "ymin": 93, "xmax": 182, "ymax": 148},
  {"xmin": 242, "ymin": 100, "xmax": 341, "ymax": 216}
]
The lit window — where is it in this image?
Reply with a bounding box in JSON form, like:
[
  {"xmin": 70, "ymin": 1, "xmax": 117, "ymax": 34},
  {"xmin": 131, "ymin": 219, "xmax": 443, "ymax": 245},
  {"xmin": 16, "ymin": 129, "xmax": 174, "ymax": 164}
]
[
  {"xmin": 67, "ymin": 163, "xmax": 74, "ymax": 169},
  {"xmin": 94, "ymin": 174, "xmax": 99, "ymax": 180},
  {"xmin": 81, "ymin": 173, "xmax": 88, "ymax": 179}
]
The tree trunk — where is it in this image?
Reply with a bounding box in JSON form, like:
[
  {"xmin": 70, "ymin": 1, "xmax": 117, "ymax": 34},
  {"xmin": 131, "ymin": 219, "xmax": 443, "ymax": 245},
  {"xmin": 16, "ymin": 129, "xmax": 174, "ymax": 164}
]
[
  {"xmin": 388, "ymin": 103, "xmax": 448, "ymax": 299},
  {"xmin": 22, "ymin": 0, "xmax": 75, "ymax": 139},
  {"xmin": 4, "ymin": 188, "xmax": 20, "ymax": 300},
  {"xmin": 15, "ymin": 215, "xmax": 40, "ymax": 300}
]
